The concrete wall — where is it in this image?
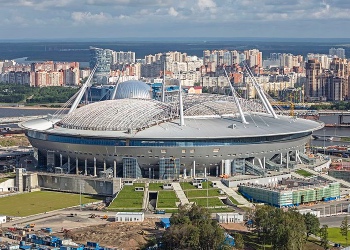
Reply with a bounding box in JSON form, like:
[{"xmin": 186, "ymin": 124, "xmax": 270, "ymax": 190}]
[
  {"xmin": 222, "ymin": 173, "xmax": 292, "ymax": 187},
  {"xmin": 0, "ymin": 179, "xmax": 15, "ymax": 192},
  {"xmin": 37, "ymin": 174, "xmax": 120, "ymax": 196}
]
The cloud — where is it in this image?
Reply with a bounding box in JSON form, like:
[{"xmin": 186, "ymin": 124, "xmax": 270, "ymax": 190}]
[
  {"xmin": 1, "ymin": 0, "xmax": 350, "ymax": 38},
  {"xmin": 197, "ymin": 0, "xmax": 217, "ymax": 12},
  {"xmin": 71, "ymin": 11, "xmax": 113, "ymax": 23},
  {"xmin": 168, "ymin": 7, "xmax": 179, "ymax": 17}
]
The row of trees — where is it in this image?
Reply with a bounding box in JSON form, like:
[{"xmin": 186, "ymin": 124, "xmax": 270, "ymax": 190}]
[
  {"xmin": 309, "ymin": 101, "xmax": 350, "ymax": 110},
  {"xmin": 0, "ymin": 83, "xmax": 78, "ymax": 104}
]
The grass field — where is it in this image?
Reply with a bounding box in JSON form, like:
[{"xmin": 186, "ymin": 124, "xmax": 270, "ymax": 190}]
[
  {"xmin": 185, "ymin": 189, "xmax": 220, "ymax": 198},
  {"xmin": 156, "ymin": 190, "xmax": 179, "ymax": 208},
  {"xmin": 189, "ymin": 197, "xmax": 224, "ymax": 207},
  {"xmin": 148, "ymin": 183, "xmax": 164, "ymax": 191},
  {"xmin": 0, "ymin": 191, "xmax": 102, "ymax": 216},
  {"xmin": 295, "ymin": 169, "xmax": 314, "ymax": 177},
  {"xmin": 327, "ymin": 227, "xmax": 349, "ymax": 246},
  {"xmin": 180, "ymin": 181, "xmax": 216, "ymax": 190},
  {"xmin": 108, "ymin": 184, "xmax": 144, "ymax": 210}
]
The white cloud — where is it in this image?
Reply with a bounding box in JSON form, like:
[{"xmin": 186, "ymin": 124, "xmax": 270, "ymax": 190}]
[
  {"xmin": 71, "ymin": 11, "xmax": 113, "ymax": 23},
  {"xmin": 168, "ymin": 7, "xmax": 179, "ymax": 17},
  {"xmin": 197, "ymin": 0, "xmax": 217, "ymax": 12}
]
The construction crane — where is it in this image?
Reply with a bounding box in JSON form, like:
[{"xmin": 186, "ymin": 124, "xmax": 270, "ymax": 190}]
[{"xmin": 271, "ymin": 101, "xmax": 295, "ymax": 117}]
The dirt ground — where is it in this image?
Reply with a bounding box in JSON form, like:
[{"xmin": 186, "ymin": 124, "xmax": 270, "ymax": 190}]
[
  {"xmin": 56, "ymin": 218, "xmax": 162, "ymax": 250},
  {"xmin": 220, "ymin": 222, "xmax": 249, "ymax": 232}
]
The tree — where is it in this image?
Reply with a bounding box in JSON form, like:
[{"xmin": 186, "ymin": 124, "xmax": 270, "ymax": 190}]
[
  {"xmin": 340, "ymin": 216, "xmax": 350, "ymax": 245},
  {"xmin": 319, "ymin": 225, "xmax": 329, "ymax": 250},
  {"xmin": 233, "ymin": 232, "xmax": 244, "ymax": 250},
  {"xmin": 162, "ymin": 204, "xmax": 227, "ymax": 250},
  {"xmin": 303, "ymin": 212, "xmax": 320, "ymax": 239},
  {"xmin": 252, "ymin": 206, "xmax": 306, "ymax": 250}
]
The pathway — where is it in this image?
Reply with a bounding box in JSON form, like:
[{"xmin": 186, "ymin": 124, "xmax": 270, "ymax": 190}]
[
  {"xmin": 212, "ymin": 181, "xmax": 252, "ymax": 207},
  {"xmin": 172, "ymin": 182, "xmax": 189, "ymax": 205}
]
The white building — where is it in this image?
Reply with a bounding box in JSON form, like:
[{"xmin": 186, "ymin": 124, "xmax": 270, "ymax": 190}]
[
  {"xmin": 298, "ymin": 209, "xmax": 321, "ymax": 218},
  {"xmin": 115, "ymin": 212, "xmax": 144, "ymax": 222},
  {"xmin": 0, "ymin": 215, "xmax": 6, "ymax": 224},
  {"xmin": 216, "ymin": 213, "xmax": 244, "ymax": 223}
]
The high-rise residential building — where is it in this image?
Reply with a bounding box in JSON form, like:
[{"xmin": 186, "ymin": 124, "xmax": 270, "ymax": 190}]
[
  {"xmin": 329, "ymin": 47, "xmax": 346, "ymax": 59},
  {"xmin": 112, "ymin": 51, "xmax": 136, "ymax": 64},
  {"xmin": 90, "ymin": 46, "xmax": 113, "ymax": 84},
  {"xmin": 305, "ymin": 59, "xmax": 323, "ymax": 101}
]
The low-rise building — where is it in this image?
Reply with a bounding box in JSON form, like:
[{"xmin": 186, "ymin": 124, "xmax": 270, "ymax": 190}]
[
  {"xmin": 298, "ymin": 209, "xmax": 321, "ymax": 218},
  {"xmin": 115, "ymin": 212, "xmax": 144, "ymax": 222},
  {"xmin": 216, "ymin": 213, "xmax": 244, "ymax": 223}
]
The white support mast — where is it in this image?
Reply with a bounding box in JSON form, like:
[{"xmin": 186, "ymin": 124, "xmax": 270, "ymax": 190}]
[
  {"xmin": 69, "ymin": 64, "xmax": 97, "ymax": 114},
  {"xmin": 223, "ymin": 67, "xmax": 248, "ymax": 124},
  {"xmin": 178, "ymin": 79, "xmax": 185, "ymax": 126},
  {"xmin": 162, "ymin": 61, "xmax": 166, "ymax": 102},
  {"xmin": 110, "ymin": 65, "xmax": 125, "ymax": 100},
  {"xmin": 244, "ymin": 62, "xmax": 278, "ymax": 119}
]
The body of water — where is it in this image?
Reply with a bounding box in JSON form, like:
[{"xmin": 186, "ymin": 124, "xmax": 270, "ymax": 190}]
[{"xmin": 1, "ymin": 39, "xmax": 350, "ymax": 62}]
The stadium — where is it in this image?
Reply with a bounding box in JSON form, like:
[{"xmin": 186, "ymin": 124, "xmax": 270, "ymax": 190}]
[{"xmin": 20, "ymin": 72, "xmax": 323, "ymax": 179}]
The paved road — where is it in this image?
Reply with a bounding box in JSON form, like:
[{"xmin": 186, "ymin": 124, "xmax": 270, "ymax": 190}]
[{"xmin": 320, "ymin": 214, "xmax": 349, "ymax": 227}]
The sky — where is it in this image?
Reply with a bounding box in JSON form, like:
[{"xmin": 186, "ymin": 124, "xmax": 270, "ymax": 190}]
[{"xmin": 1, "ymin": 0, "xmax": 350, "ymax": 40}]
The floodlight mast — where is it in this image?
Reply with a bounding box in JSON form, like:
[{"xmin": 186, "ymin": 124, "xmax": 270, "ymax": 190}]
[
  {"xmin": 223, "ymin": 67, "xmax": 248, "ymax": 124},
  {"xmin": 243, "ymin": 62, "xmax": 278, "ymax": 119},
  {"xmin": 69, "ymin": 64, "xmax": 97, "ymax": 114}
]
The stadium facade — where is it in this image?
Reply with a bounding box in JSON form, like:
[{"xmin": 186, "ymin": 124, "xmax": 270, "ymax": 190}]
[{"xmin": 20, "ymin": 77, "xmax": 323, "ymax": 179}]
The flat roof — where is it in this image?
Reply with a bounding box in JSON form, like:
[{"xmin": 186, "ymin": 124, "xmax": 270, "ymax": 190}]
[{"xmin": 116, "ymin": 212, "xmax": 144, "ymax": 215}]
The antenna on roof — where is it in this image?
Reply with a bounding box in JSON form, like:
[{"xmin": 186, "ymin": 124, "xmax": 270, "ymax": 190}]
[
  {"xmin": 69, "ymin": 64, "xmax": 97, "ymax": 114},
  {"xmin": 223, "ymin": 66, "xmax": 248, "ymax": 124},
  {"xmin": 110, "ymin": 64, "xmax": 125, "ymax": 100},
  {"xmin": 243, "ymin": 61, "xmax": 278, "ymax": 119}
]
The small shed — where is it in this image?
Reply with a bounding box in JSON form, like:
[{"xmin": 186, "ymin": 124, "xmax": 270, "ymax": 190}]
[
  {"xmin": 216, "ymin": 213, "xmax": 244, "ymax": 223},
  {"xmin": 0, "ymin": 215, "xmax": 6, "ymax": 224},
  {"xmin": 115, "ymin": 212, "xmax": 144, "ymax": 222},
  {"xmin": 160, "ymin": 218, "xmax": 171, "ymax": 229}
]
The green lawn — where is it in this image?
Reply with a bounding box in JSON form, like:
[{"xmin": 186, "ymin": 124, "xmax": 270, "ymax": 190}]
[
  {"xmin": 108, "ymin": 184, "xmax": 144, "ymax": 210},
  {"xmin": 148, "ymin": 183, "xmax": 164, "ymax": 191},
  {"xmin": 157, "ymin": 191, "xmax": 179, "ymax": 208},
  {"xmin": 189, "ymin": 197, "xmax": 224, "ymax": 207},
  {"xmin": 295, "ymin": 169, "xmax": 314, "ymax": 177},
  {"xmin": 179, "ymin": 181, "xmax": 216, "ymax": 190},
  {"xmin": 327, "ymin": 227, "xmax": 349, "ymax": 246},
  {"xmin": 0, "ymin": 191, "xmax": 102, "ymax": 216},
  {"xmin": 179, "ymin": 182, "xmax": 196, "ymax": 190},
  {"xmin": 185, "ymin": 189, "xmax": 220, "ymax": 198}
]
